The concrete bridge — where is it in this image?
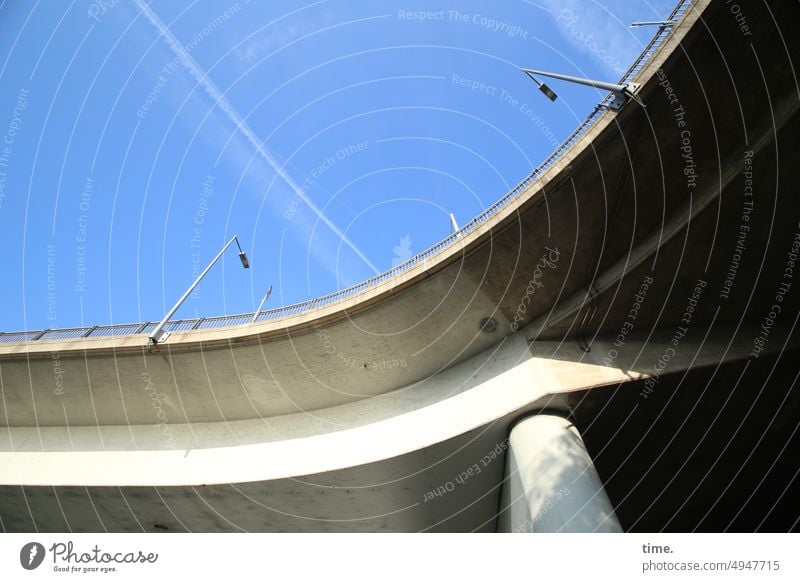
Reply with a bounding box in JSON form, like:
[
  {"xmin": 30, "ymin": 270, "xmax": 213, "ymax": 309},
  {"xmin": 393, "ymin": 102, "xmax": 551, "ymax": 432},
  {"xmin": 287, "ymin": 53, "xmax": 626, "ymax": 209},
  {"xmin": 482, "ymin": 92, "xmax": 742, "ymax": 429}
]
[{"xmin": 2, "ymin": 0, "xmax": 799, "ymax": 532}]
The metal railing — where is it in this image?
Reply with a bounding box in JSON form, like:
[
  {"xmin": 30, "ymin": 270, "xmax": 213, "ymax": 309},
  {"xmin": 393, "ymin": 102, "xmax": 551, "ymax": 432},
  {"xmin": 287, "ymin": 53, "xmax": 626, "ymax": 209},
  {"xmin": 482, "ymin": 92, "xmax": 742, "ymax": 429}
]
[{"xmin": 0, "ymin": 0, "xmax": 692, "ymax": 345}]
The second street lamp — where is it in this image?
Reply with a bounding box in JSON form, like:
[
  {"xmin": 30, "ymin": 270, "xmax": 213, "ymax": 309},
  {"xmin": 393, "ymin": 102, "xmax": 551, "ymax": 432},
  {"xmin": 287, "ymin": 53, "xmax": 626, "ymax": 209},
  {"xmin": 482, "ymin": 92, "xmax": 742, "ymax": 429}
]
[
  {"xmin": 251, "ymin": 284, "xmax": 273, "ymax": 324},
  {"xmin": 630, "ymin": 20, "xmax": 676, "ymax": 28}
]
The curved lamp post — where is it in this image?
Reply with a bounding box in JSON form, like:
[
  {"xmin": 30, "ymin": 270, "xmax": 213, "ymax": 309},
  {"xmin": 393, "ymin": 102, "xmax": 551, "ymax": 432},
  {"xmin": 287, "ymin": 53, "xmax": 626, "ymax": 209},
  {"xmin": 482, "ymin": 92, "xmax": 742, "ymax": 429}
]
[
  {"xmin": 522, "ymin": 68, "xmax": 641, "ymax": 111},
  {"xmin": 251, "ymin": 284, "xmax": 273, "ymax": 324},
  {"xmin": 149, "ymin": 234, "xmax": 249, "ymax": 346}
]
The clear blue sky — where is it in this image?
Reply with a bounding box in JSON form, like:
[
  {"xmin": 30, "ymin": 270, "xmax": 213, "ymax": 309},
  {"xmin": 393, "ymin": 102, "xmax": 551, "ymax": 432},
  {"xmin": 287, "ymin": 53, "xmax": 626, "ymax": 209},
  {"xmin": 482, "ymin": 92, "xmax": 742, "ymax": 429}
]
[{"xmin": 0, "ymin": 0, "xmax": 675, "ymax": 332}]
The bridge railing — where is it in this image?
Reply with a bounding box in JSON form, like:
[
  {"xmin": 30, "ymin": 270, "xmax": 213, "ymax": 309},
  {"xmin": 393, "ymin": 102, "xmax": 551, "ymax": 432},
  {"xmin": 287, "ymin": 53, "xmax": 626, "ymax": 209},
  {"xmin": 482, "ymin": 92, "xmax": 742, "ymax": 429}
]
[{"xmin": 0, "ymin": 0, "xmax": 692, "ymax": 345}]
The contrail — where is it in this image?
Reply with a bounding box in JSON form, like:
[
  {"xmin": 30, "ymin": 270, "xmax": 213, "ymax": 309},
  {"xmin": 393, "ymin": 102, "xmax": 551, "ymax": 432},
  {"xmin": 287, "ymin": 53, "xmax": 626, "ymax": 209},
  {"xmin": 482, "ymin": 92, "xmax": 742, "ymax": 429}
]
[{"xmin": 134, "ymin": 0, "xmax": 380, "ymax": 274}]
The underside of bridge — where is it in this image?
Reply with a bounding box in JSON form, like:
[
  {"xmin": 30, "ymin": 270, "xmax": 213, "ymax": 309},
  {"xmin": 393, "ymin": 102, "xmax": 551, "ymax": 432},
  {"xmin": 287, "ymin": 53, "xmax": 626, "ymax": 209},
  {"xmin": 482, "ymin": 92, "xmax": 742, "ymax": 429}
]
[
  {"xmin": 573, "ymin": 353, "xmax": 800, "ymax": 532},
  {"xmin": 1, "ymin": 0, "xmax": 799, "ymax": 532}
]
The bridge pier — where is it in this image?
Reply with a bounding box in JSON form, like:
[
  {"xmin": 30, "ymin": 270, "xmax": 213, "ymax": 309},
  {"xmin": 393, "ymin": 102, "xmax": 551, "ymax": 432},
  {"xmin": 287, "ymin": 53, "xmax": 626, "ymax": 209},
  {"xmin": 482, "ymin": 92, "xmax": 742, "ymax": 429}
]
[{"xmin": 498, "ymin": 414, "xmax": 622, "ymax": 532}]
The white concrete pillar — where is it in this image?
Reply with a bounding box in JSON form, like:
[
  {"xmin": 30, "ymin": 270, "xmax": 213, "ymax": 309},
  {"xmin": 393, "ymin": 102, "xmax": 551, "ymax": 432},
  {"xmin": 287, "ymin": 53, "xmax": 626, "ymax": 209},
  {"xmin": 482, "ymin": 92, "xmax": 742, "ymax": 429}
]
[{"xmin": 498, "ymin": 414, "xmax": 622, "ymax": 532}]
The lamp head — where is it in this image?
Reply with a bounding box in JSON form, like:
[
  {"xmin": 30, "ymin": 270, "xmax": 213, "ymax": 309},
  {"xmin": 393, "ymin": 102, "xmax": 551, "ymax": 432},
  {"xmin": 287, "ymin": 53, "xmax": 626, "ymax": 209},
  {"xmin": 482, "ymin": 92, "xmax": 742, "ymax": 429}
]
[
  {"xmin": 523, "ymin": 69, "xmax": 559, "ymax": 101},
  {"xmin": 239, "ymin": 251, "xmax": 250, "ymax": 269},
  {"xmin": 538, "ymin": 83, "xmax": 558, "ymax": 101}
]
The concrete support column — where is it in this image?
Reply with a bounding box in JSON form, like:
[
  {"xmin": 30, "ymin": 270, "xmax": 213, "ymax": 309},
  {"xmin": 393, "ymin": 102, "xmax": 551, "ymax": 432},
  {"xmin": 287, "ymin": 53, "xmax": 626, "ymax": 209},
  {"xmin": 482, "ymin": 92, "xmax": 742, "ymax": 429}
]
[{"xmin": 498, "ymin": 414, "xmax": 622, "ymax": 532}]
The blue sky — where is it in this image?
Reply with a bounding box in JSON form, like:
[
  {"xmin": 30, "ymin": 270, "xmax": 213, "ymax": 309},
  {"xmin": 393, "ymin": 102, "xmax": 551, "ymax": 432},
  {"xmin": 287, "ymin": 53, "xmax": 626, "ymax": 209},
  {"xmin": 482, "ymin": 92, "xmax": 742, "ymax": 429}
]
[{"xmin": 0, "ymin": 0, "xmax": 675, "ymax": 331}]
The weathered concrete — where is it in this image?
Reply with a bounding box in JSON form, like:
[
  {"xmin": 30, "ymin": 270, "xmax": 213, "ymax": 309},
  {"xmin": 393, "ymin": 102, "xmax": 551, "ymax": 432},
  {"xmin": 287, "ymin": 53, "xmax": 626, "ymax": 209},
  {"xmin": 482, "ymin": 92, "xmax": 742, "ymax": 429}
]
[{"xmin": 0, "ymin": 327, "xmax": 784, "ymax": 531}]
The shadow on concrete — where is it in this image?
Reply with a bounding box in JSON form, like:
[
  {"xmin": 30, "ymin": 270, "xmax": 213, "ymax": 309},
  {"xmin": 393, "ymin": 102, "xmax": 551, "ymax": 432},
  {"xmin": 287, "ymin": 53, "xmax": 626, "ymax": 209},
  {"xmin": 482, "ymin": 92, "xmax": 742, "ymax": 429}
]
[{"xmin": 569, "ymin": 351, "xmax": 800, "ymax": 532}]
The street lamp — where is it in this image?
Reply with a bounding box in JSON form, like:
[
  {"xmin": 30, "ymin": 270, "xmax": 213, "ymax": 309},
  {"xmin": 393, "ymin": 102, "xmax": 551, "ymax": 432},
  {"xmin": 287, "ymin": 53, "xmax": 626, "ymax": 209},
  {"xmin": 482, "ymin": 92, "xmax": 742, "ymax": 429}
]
[
  {"xmin": 251, "ymin": 284, "xmax": 273, "ymax": 324},
  {"xmin": 522, "ymin": 68, "xmax": 641, "ymax": 111},
  {"xmin": 449, "ymin": 213, "xmax": 462, "ymax": 238},
  {"xmin": 630, "ymin": 20, "xmax": 676, "ymax": 27},
  {"xmin": 149, "ymin": 234, "xmax": 250, "ymax": 346}
]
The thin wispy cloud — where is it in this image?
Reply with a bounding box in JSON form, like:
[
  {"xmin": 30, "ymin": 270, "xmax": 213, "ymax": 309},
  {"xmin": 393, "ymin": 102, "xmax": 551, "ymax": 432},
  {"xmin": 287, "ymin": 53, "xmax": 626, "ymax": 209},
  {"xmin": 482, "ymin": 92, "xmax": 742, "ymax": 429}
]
[
  {"xmin": 133, "ymin": 0, "xmax": 380, "ymax": 275},
  {"xmin": 542, "ymin": 0, "xmax": 643, "ymax": 77},
  {"xmin": 234, "ymin": 10, "xmax": 336, "ymax": 64}
]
